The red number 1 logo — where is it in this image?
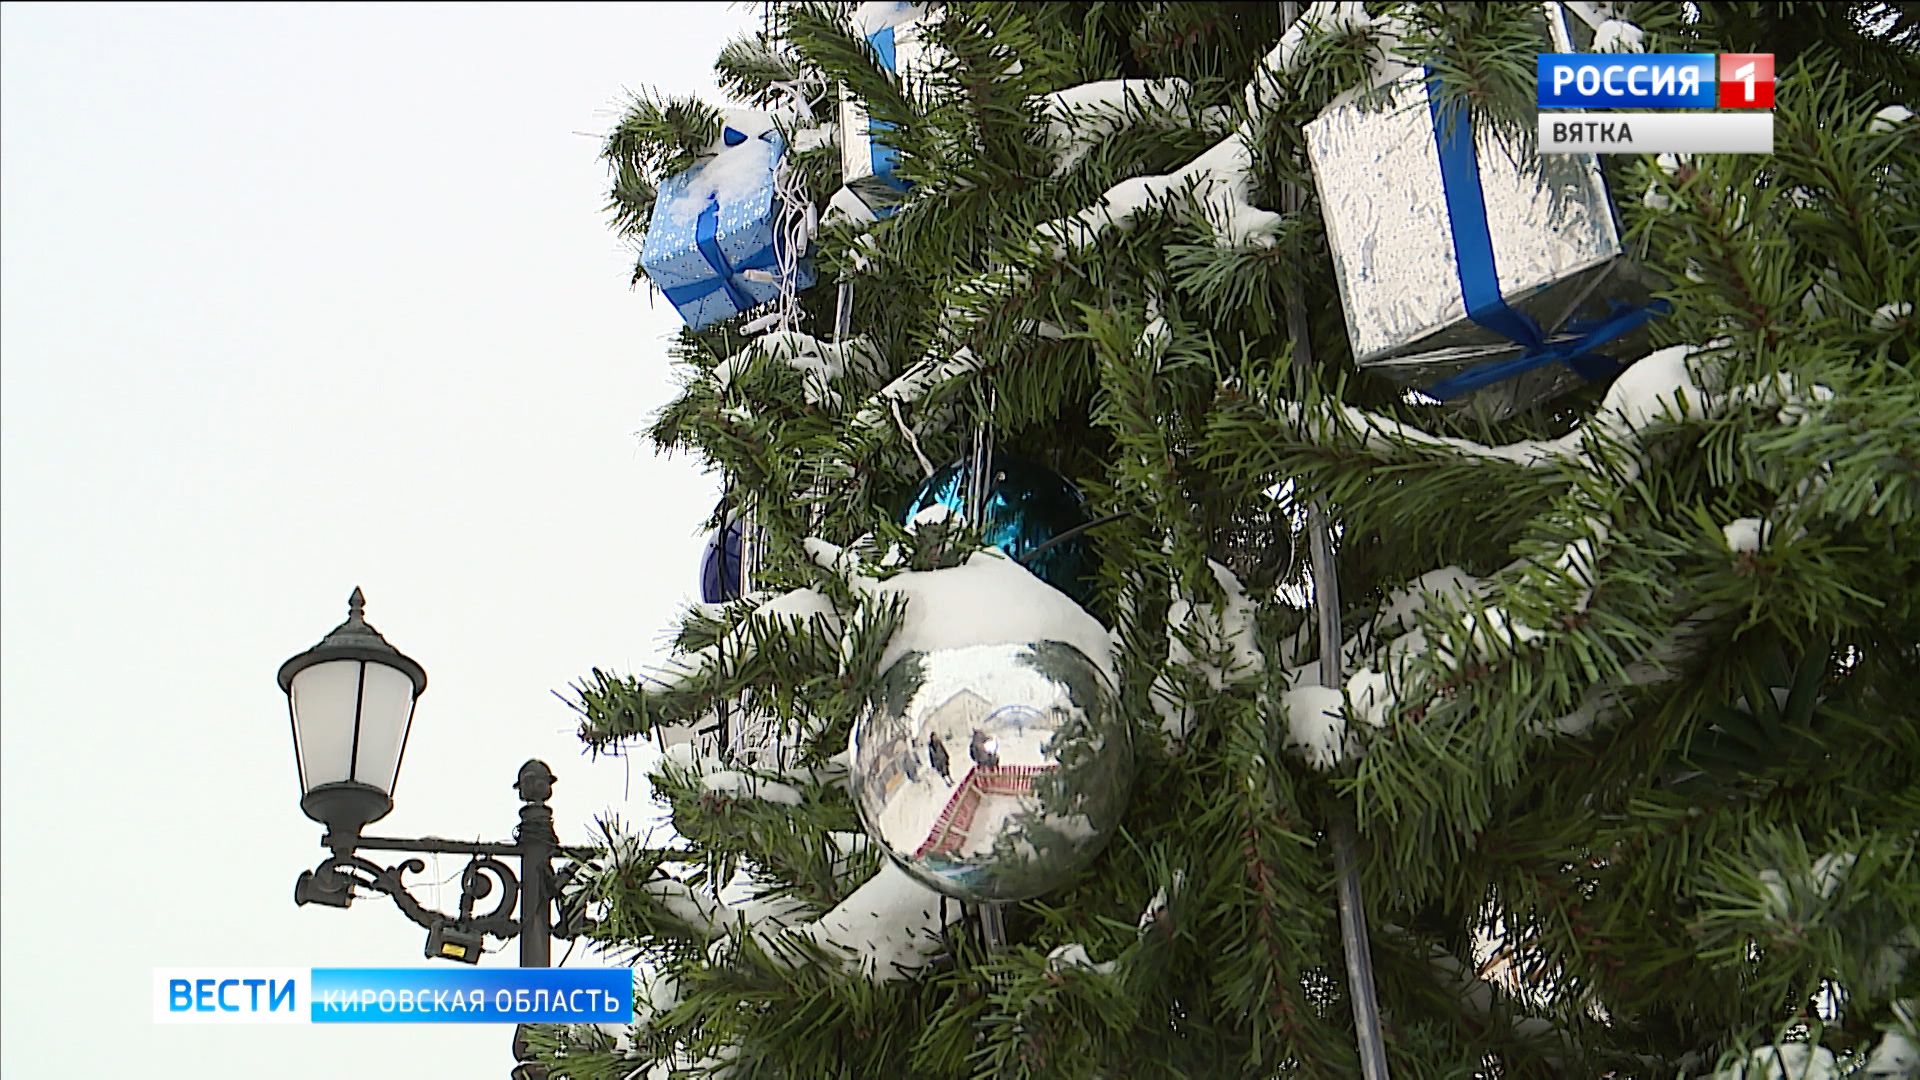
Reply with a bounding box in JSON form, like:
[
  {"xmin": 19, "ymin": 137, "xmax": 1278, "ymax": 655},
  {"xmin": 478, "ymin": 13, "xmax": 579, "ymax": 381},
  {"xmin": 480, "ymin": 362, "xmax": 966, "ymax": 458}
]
[{"xmin": 1718, "ymin": 53, "xmax": 1775, "ymax": 109}]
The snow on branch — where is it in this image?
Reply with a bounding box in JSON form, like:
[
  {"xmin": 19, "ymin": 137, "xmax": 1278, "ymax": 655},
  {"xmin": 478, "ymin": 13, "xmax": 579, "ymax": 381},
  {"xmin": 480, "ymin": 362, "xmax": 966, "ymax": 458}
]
[
  {"xmin": 1282, "ymin": 684, "xmax": 1350, "ymax": 771},
  {"xmin": 1866, "ymin": 1016, "xmax": 1920, "ymax": 1077},
  {"xmin": 1033, "ymin": 128, "xmax": 1280, "ymax": 256},
  {"xmin": 1756, "ymin": 852, "xmax": 1858, "ymax": 923},
  {"xmin": 1255, "ymin": 2, "xmax": 1377, "ymax": 93},
  {"xmin": 1043, "ymin": 874, "xmax": 1188, "ymax": 980},
  {"xmin": 1271, "ymin": 396, "xmax": 1585, "ymax": 468},
  {"xmin": 701, "ymin": 769, "xmax": 806, "ymax": 806},
  {"xmin": 851, "ymin": 346, "xmax": 984, "ymax": 431},
  {"xmin": 809, "ymin": 539, "xmax": 1115, "ymax": 679},
  {"xmin": 1151, "ymin": 558, "xmax": 1263, "ymax": 744},
  {"xmin": 766, "ymin": 739, "xmax": 854, "ymax": 791},
  {"xmin": 643, "ymin": 585, "xmax": 844, "ymax": 699},
  {"xmin": 1702, "ymin": 1044, "xmax": 1842, "ymax": 1080},
  {"xmin": 1263, "ymin": 341, "xmax": 1736, "ymax": 474},
  {"xmin": 1272, "ymin": 563, "xmax": 1484, "ymax": 739},
  {"xmin": 1041, "ymin": 79, "xmax": 1201, "ymax": 176},
  {"xmin": 588, "ymin": 969, "xmax": 686, "ymax": 1068},
  {"xmin": 649, "ymin": 736, "xmax": 811, "ymax": 810},
  {"xmin": 1030, "ymin": 1, "xmax": 1384, "ymax": 258},
  {"xmin": 1046, "ymin": 943, "xmax": 1118, "ymax": 976},
  {"xmin": 1277, "ymin": 340, "xmax": 1852, "ymax": 768},
  {"xmin": 784, "ymin": 859, "xmax": 960, "ymax": 983},
  {"xmin": 642, "ymin": 874, "xmax": 730, "ymax": 940},
  {"xmin": 712, "ymin": 331, "xmax": 887, "ymax": 408},
  {"xmin": 1282, "ymin": 558, "xmax": 1719, "ymax": 767}
]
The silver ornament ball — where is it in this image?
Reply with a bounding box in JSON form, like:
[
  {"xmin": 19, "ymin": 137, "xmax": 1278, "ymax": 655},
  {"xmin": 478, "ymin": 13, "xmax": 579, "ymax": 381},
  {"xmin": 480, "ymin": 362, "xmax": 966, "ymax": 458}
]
[{"xmin": 851, "ymin": 640, "xmax": 1132, "ymax": 903}]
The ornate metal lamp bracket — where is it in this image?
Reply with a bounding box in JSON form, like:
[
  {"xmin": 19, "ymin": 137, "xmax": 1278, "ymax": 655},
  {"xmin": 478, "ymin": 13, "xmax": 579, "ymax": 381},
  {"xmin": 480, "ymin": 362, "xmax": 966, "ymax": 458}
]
[
  {"xmin": 291, "ymin": 760, "xmax": 598, "ymax": 966},
  {"xmin": 297, "ymin": 846, "xmax": 525, "ymax": 940}
]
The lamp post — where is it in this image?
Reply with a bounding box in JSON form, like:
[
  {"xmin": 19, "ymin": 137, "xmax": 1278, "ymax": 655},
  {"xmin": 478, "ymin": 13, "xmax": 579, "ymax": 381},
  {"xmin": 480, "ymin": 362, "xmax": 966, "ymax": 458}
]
[{"xmin": 279, "ymin": 589, "xmax": 584, "ymax": 1075}]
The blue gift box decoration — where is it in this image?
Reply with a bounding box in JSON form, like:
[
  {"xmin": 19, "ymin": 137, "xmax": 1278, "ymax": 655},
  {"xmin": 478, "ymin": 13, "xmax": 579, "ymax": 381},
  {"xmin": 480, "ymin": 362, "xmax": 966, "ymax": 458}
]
[
  {"xmin": 838, "ymin": 3, "xmax": 932, "ymax": 219},
  {"xmin": 640, "ymin": 126, "xmax": 816, "ymax": 331}
]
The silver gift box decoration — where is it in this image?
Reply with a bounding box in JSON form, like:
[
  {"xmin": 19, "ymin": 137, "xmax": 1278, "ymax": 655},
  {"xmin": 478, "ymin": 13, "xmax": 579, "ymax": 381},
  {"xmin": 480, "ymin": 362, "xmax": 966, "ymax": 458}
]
[
  {"xmin": 1304, "ymin": 70, "xmax": 1662, "ymax": 413},
  {"xmin": 839, "ymin": 3, "xmax": 937, "ymax": 218}
]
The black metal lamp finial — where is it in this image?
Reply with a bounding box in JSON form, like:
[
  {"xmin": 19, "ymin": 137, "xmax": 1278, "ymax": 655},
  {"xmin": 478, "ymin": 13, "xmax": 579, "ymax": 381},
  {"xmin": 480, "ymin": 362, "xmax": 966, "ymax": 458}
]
[{"xmin": 515, "ymin": 761, "xmax": 555, "ymax": 804}]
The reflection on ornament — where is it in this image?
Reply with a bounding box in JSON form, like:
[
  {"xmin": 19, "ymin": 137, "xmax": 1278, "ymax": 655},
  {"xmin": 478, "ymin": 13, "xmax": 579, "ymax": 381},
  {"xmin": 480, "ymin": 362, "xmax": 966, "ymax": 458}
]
[
  {"xmin": 851, "ymin": 640, "xmax": 1131, "ymax": 902},
  {"xmin": 901, "ymin": 456, "xmax": 1097, "ymax": 606},
  {"xmin": 1210, "ymin": 496, "xmax": 1298, "ymax": 595},
  {"xmin": 700, "ymin": 520, "xmax": 743, "ymax": 603}
]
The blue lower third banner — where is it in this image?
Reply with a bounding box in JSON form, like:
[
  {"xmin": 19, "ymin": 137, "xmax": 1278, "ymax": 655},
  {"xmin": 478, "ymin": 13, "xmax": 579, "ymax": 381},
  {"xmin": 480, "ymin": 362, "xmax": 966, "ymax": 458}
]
[{"xmin": 155, "ymin": 967, "xmax": 633, "ymax": 1024}]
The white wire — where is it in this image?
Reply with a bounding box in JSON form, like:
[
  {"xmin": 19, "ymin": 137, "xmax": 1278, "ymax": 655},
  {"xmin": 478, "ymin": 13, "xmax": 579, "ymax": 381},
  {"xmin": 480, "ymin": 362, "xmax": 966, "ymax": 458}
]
[
  {"xmin": 766, "ymin": 72, "xmax": 822, "ymax": 348},
  {"xmin": 890, "ymin": 396, "xmax": 937, "ymax": 479},
  {"xmin": 724, "ymin": 64, "xmax": 824, "ymax": 772}
]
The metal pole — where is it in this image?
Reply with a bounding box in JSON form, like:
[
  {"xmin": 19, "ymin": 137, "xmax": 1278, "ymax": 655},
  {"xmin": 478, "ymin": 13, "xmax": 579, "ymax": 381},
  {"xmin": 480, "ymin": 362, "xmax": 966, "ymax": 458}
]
[
  {"xmin": 514, "ymin": 760, "xmax": 556, "ymax": 968},
  {"xmin": 1331, "ymin": 819, "xmax": 1386, "ymax": 1067},
  {"xmin": 1293, "ymin": 206, "xmax": 1392, "ymax": 1080},
  {"xmin": 1275, "ymin": 4, "xmax": 1388, "ymax": 1072},
  {"xmin": 1308, "ymin": 501, "xmax": 1389, "ymax": 1079},
  {"xmin": 833, "ymin": 278, "xmax": 855, "ymax": 340},
  {"xmin": 978, "ymin": 901, "xmax": 1008, "ymax": 953},
  {"xmin": 508, "ymin": 761, "xmax": 560, "ymax": 1080}
]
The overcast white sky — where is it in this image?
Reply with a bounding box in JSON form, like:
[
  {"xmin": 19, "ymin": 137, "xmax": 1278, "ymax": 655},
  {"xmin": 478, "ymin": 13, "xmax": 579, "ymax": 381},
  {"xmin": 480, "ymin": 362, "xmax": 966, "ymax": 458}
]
[{"xmin": 1, "ymin": 3, "xmax": 752, "ymax": 1074}]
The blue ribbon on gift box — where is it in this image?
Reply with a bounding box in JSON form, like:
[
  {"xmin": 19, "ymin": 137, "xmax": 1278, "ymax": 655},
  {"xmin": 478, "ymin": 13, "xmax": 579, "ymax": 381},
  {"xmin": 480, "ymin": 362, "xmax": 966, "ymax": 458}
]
[
  {"xmin": 660, "ymin": 194, "xmax": 780, "ymax": 317},
  {"xmin": 1422, "ymin": 78, "xmax": 1669, "ymax": 402},
  {"xmin": 866, "ymin": 26, "xmax": 908, "ymax": 191}
]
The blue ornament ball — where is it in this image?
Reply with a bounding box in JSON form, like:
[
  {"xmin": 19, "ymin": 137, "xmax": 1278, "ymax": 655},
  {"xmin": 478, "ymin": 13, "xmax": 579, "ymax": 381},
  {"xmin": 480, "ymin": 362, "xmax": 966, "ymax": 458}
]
[
  {"xmin": 901, "ymin": 455, "xmax": 1097, "ymax": 607},
  {"xmin": 700, "ymin": 520, "xmax": 743, "ymax": 603}
]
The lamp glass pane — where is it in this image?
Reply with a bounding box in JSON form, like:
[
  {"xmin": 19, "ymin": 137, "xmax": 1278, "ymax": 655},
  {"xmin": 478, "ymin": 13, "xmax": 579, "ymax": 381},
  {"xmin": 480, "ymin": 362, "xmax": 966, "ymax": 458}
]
[
  {"xmin": 350, "ymin": 662, "xmax": 418, "ymax": 795},
  {"xmin": 289, "ymin": 660, "xmax": 362, "ymax": 792}
]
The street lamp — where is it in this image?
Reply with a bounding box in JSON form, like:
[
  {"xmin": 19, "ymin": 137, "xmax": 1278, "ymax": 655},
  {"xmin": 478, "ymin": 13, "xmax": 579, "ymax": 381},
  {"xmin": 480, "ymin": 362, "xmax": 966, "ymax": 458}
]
[
  {"xmin": 279, "ymin": 586, "xmax": 425, "ymax": 847},
  {"xmin": 278, "ymin": 589, "xmax": 584, "ymax": 968}
]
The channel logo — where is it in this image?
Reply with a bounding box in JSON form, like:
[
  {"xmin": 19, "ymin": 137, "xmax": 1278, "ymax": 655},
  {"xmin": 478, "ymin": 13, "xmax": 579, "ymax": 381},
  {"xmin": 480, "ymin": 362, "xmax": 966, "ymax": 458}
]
[
  {"xmin": 1536, "ymin": 52, "xmax": 1774, "ymax": 155},
  {"xmin": 1538, "ymin": 54, "xmax": 1717, "ymax": 109},
  {"xmin": 153, "ymin": 968, "xmax": 308, "ymax": 1025},
  {"xmin": 154, "ymin": 967, "xmax": 634, "ymax": 1024},
  {"xmin": 1537, "ymin": 53, "xmax": 1774, "ymax": 110},
  {"xmin": 1717, "ymin": 53, "xmax": 1775, "ymax": 109}
]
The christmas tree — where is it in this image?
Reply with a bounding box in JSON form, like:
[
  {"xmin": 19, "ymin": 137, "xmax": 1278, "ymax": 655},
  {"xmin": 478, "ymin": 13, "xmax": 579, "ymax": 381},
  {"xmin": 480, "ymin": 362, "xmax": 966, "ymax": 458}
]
[{"xmin": 535, "ymin": 3, "xmax": 1918, "ymax": 1076}]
